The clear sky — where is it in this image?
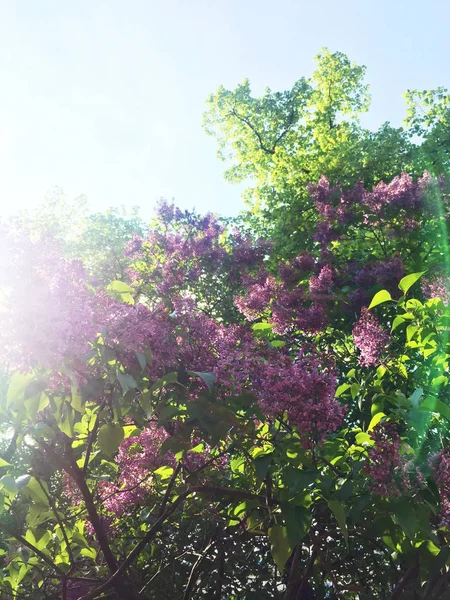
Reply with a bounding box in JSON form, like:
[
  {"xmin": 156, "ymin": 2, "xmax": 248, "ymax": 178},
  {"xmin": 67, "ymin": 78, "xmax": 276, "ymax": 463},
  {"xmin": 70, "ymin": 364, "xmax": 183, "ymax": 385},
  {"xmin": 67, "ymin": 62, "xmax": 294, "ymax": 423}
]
[{"xmin": 0, "ymin": 0, "xmax": 449, "ymax": 221}]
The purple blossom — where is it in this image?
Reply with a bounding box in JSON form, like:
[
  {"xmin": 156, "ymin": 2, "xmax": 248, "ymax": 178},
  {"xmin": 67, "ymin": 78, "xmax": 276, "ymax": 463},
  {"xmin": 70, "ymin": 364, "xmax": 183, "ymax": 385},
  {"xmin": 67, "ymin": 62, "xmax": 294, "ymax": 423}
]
[
  {"xmin": 422, "ymin": 274, "xmax": 450, "ymax": 306},
  {"xmin": 363, "ymin": 423, "xmax": 409, "ymax": 497},
  {"xmin": 352, "ymin": 309, "xmax": 391, "ymax": 367}
]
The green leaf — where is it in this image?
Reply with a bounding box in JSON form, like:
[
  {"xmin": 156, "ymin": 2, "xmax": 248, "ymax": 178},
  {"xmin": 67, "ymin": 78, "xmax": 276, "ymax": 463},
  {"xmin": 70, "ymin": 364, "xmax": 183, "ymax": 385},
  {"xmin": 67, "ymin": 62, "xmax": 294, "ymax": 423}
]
[
  {"xmin": 392, "ymin": 500, "xmax": 416, "ymax": 539},
  {"xmin": 270, "ymin": 340, "xmax": 285, "ymax": 348},
  {"xmin": 7, "ymin": 372, "xmax": 36, "ymax": 408},
  {"xmin": 391, "ymin": 315, "xmax": 405, "ymax": 331},
  {"xmin": 335, "ymin": 383, "xmax": 351, "ymax": 397},
  {"xmin": 0, "ymin": 475, "xmax": 17, "ymax": 493},
  {"xmin": 268, "ymin": 525, "xmax": 292, "ymax": 571},
  {"xmin": 368, "ymin": 412, "xmax": 386, "ymax": 431},
  {"xmin": 23, "ymin": 477, "xmax": 50, "ymax": 506},
  {"xmin": 189, "ymin": 371, "xmax": 216, "ymax": 392},
  {"xmin": 419, "ymin": 397, "xmax": 450, "ymax": 421},
  {"xmin": 252, "ymin": 322, "xmax": 274, "ymax": 331},
  {"xmin": 98, "ymin": 422, "xmax": 124, "ymax": 457},
  {"xmin": 254, "ymin": 454, "xmax": 273, "ymax": 484},
  {"xmin": 117, "ymin": 370, "xmax": 137, "ymax": 394},
  {"xmin": 355, "ymin": 432, "xmax": 372, "ymax": 446},
  {"xmin": 282, "ymin": 504, "xmax": 311, "ymax": 547},
  {"xmin": 106, "ymin": 280, "xmax": 135, "ymax": 304},
  {"xmin": 409, "ymin": 388, "xmax": 423, "ymax": 408},
  {"xmin": 80, "ymin": 547, "xmax": 97, "ymax": 560},
  {"xmin": 136, "ymin": 352, "xmax": 146, "ymax": 371},
  {"xmin": 36, "ymin": 531, "xmax": 52, "ymax": 551},
  {"xmin": 154, "ymin": 466, "xmax": 174, "ymax": 480},
  {"xmin": 398, "ymin": 271, "xmax": 426, "ymax": 294},
  {"xmin": 368, "ymin": 289, "xmax": 392, "ymax": 309},
  {"xmin": 406, "ymin": 325, "xmax": 418, "ymax": 342},
  {"xmin": 158, "ymin": 405, "xmax": 180, "ymax": 424},
  {"xmin": 328, "ymin": 499, "xmax": 348, "ymax": 548},
  {"xmin": 0, "ymin": 458, "xmax": 11, "ymax": 467},
  {"xmin": 149, "ymin": 372, "xmax": 178, "ymax": 395}
]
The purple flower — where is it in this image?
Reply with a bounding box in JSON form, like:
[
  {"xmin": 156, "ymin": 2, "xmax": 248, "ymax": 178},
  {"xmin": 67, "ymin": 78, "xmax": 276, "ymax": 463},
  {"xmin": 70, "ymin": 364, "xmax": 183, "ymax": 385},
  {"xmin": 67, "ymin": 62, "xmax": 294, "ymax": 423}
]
[{"xmin": 352, "ymin": 309, "xmax": 391, "ymax": 367}]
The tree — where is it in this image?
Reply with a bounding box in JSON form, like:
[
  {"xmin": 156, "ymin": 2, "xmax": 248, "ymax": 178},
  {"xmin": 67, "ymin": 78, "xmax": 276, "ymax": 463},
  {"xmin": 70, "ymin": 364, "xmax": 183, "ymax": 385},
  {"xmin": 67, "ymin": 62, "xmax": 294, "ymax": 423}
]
[
  {"xmin": 10, "ymin": 187, "xmax": 146, "ymax": 285},
  {"xmin": 405, "ymin": 87, "xmax": 450, "ymax": 176},
  {"xmin": 203, "ymin": 49, "xmax": 424, "ymax": 259}
]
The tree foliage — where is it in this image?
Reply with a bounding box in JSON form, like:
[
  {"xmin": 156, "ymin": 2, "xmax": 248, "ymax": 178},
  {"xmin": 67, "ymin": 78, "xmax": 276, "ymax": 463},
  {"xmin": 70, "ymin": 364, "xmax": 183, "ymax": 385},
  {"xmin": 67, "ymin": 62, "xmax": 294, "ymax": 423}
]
[{"xmin": 204, "ymin": 49, "xmax": 443, "ymax": 259}]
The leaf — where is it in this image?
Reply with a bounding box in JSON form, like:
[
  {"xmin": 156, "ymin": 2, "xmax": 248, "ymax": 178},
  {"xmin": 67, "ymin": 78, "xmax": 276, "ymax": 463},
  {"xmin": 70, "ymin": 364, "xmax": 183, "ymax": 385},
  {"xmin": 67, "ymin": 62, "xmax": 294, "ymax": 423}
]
[
  {"xmin": 0, "ymin": 458, "xmax": 11, "ymax": 467},
  {"xmin": 409, "ymin": 388, "xmax": 423, "ymax": 408},
  {"xmin": 7, "ymin": 372, "xmax": 36, "ymax": 408},
  {"xmin": 282, "ymin": 504, "xmax": 311, "ymax": 547},
  {"xmin": 149, "ymin": 372, "xmax": 178, "ymax": 395},
  {"xmin": 391, "ymin": 316, "xmax": 405, "ymax": 331},
  {"xmin": 106, "ymin": 280, "xmax": 135, "ymax": 304},
  {"xmin": 355, "ymin": 432, "xmax": 372, "ymax": 446},
  {"xmin": 97, "ymin": 423, "xmax": 124, "ymax": 457},
  {"xmin": 368, "ymin": 412, "xmax": 386, "ymax": 431},
  {"xmin": 15, "ymin": 475, "xmax": 31, "ymax": 490},
  {"xmin": 254, "ymin": 454, "xmax": 273, "ymax": 484},
  {"xmin": 368, "ymin": 289, "xmax": 392, "ymax": 309},
  {"xmin": 80, "ymin": 547, "xmax": 97, "ymax": 560},
  {"xmin": 158, "ymin": 405, "xmax": 180, "ymax": 424},
  {"xmin": 328, "ymin": 499, "xmax": 348, "ymax": 548},
  {"xmin": 23, "ymin": 477, "xmax": 50, "ymax": 506},
  {"xmin": 398, "ymin": 271, "xmax": 426, "ymax": 294},
  {"xmin": 270, "ymin": 340, "xmax": 285, "ymax": 348},
  {"xmin": 284, "ymin": 467, "xmax": 318, "ymax": 495},
  {"xmin": 252, "ymin": 322, "xmax": 274, "ymax": 331},
  {"xmin": 0, "ymin": 475, "xmax": 17, "ymax": 493},
  {"xmin": 406, "ymin": 325, "xmax": 418, "ymax": 342},
  {"xmin": 117, "ymin": 370, "xmax": 137, "ymax": 394},
  {"xmin": 189, "ymin": 371, "xmax": 216, "ymax": 392},
  {"xmin": 36, "ymin": 531, "xmax": 52, "ymax": 551},
  {"xmin": 419, "ymin": 397, "xmax": 450, "ymax": 421},
  {"xmin": 268, "ymin": 525, "xmax": 292, "ymax": 571},
  {"xmin": 154, "ymin": 466, "xmax": 174, "ymax": 480},
  {"xmin": 392, "ymin": 500, "xmax": 416, "ymax": 539},
  {"xmin": 335, "ymin": 383, "xmax": 351, "ymax": 397},
  {"xmin": 136, "ymin": 352, "xmax": 146, "ymax": 371}
]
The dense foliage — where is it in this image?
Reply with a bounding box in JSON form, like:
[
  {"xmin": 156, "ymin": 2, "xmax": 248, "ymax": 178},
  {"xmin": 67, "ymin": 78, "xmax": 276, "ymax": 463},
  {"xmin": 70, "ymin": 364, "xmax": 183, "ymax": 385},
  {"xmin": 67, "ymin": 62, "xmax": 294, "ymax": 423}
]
[
  {"xmin": 0, "ymin": 50, "xmax": 450, "ymax": 600},
  {"xmin": 204, "ymin": 49, "xmax": 449, "ymax": 260}
]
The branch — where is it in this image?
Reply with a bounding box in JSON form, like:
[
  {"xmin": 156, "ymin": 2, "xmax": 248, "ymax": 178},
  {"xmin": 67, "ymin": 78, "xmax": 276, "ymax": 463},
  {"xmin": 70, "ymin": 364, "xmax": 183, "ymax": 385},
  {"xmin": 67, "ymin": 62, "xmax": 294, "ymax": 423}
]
[
  {"xmin": 183, "ymin": 536, "xmax": 216, "ymax": 600},
  {"xmin": 229, "ymin": 108, "xmax": 275, "ymax": 155},
  {"xmin": 36, "ymin": 477, "xmax": 75, "ymax": 567},
  {"xmin": 80, "ymin": 489, "xmax": 191, "ymax": 600},
  {"xmin": 81, "ymin": 484, "xmax": 273, "ymax": 599},
  {"xmin": 158, "ymin": 462, "xmax": 181, "ymax": 517},
  {"xmin": 390, "ymin": 562, "xmax": 419, "ymax": 600},
  {"xmin": 0, "ymin": 521, "xmax": 65, "ymax": 577}
]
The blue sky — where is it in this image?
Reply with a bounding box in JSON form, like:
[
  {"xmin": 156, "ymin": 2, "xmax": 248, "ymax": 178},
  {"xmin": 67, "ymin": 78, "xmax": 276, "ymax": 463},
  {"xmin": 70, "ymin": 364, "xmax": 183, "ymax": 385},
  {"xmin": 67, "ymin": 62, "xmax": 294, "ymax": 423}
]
[{"xmin": 0, "ymin": 0, "xmax": 448, "ymax": 221}]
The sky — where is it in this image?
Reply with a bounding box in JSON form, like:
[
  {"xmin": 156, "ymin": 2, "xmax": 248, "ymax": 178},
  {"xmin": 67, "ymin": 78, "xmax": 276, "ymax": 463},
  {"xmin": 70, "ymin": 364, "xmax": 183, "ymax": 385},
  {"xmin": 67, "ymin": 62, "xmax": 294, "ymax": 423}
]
[{"xmin": 0, "ymin": 0, "xmax": 449, "ymax": 222}]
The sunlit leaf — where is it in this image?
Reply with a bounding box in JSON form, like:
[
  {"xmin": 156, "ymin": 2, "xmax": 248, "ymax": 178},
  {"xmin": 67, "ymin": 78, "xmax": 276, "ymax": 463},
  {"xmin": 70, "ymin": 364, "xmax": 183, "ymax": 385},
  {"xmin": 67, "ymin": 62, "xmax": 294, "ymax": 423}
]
[
  {"xmin": 98, "ymin": 422, "xmax": 124, "ymax": 457},
  {"xmin": 398, "ymin": 271, "xmax": 426, "ymax": 294}
]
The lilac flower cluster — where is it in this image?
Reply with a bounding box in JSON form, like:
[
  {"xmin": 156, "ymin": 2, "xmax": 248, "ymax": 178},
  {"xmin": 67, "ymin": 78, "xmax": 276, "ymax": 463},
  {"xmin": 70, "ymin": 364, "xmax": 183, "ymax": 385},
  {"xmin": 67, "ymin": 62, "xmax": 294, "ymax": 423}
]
[
  {"xmin": 258, "ymin": 352, "xmax": 345, "ymax": 445},
  {"xmin": 431, "ymin": 448, "xmax": 450, "ymax": 528},
  {"xmin": 0, "ymin": 228, "xmax": 98, "ymax": 370},
  {"xmin": 422, "ymin": 274, "xmax": 450, "ymax": 306},
  {"xmin": 363, "ymin": 423, "xmax": 408, "ymax": 497},
  {"xmin": 352, "ymin": 309, "xmax": 391, "ymax": 367}
]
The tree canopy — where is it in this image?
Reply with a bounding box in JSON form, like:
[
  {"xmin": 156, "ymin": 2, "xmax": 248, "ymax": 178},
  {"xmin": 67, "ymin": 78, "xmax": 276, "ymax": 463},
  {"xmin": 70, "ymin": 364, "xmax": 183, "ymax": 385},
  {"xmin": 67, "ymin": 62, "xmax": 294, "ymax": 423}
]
[{"xmin": 204, "ymin": 49, "xmax": 447, "ymax": 259}]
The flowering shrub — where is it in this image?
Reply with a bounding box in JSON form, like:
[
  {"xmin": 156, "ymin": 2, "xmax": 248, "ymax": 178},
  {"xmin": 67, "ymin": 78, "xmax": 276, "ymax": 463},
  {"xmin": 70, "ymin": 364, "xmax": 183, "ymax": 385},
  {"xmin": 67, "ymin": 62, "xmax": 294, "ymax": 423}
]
[{"xmin": 0, "ymin": 171, "xmax": 449, "ymax": 600}]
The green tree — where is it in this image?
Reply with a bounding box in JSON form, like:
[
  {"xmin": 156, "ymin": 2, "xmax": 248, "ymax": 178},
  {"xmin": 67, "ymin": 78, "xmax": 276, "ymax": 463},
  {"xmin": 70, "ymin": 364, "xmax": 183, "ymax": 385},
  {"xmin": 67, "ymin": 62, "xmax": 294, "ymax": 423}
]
[
  {"xmin": 204, "ymin": 49, "xmax": 419, "ymax": 259},
  {"xmin": 405, "ymin": 86, "xmax": 450, "ymax": 176}
]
